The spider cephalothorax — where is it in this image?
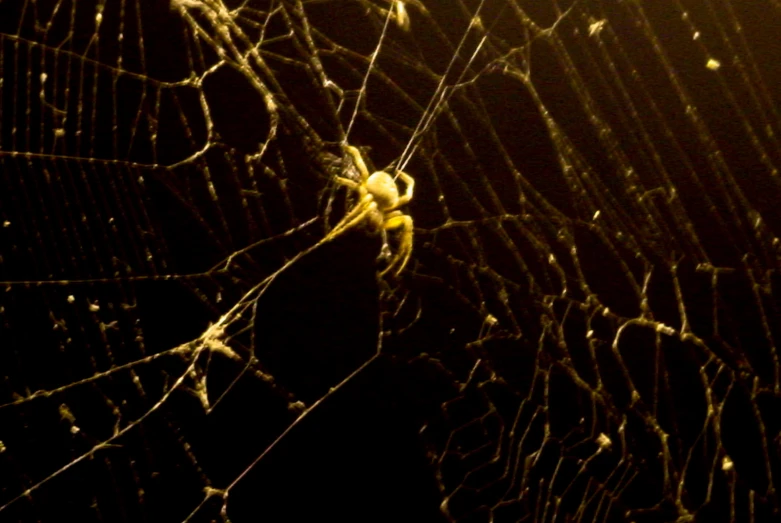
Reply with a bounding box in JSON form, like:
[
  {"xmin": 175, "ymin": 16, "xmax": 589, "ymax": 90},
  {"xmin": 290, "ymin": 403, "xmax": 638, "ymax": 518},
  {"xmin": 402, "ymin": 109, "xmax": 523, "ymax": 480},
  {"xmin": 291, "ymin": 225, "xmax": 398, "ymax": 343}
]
[{"xmin": 325, "ymin": 145, "xmax": 414, "ymax": 276}]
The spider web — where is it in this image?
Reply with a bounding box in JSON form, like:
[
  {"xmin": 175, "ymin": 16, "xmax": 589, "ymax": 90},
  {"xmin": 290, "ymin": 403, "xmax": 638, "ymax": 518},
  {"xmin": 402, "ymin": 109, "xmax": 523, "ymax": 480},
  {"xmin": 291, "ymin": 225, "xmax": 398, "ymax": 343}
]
[{"xmin": 2, "ymin": 0, "xmax": 781, "ymax": 521}]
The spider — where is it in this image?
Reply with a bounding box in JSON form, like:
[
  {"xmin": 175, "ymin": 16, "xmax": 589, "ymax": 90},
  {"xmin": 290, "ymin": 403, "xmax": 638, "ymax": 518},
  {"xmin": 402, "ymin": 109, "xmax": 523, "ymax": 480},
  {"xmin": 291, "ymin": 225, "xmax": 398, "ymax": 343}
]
[{"xmin": 325, "ymin": 145, "xmax": 415, "ymax": 276}]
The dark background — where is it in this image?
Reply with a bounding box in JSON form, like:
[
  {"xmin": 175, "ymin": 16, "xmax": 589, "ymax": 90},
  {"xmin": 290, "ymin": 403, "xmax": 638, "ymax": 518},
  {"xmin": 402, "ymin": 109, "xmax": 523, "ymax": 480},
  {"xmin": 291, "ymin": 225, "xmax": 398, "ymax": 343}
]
[{"xmin": 2, "ymin": 1, "xmax": 781, "ymax": 522}]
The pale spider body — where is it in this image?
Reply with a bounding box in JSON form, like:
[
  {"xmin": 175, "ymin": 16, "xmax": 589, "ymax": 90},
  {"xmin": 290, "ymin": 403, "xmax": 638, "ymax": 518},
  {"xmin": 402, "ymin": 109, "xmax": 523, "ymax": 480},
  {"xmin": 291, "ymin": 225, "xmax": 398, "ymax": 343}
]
[{"xmin": 326, "ymin": 145, "xmax": 415, "ymax": 276}]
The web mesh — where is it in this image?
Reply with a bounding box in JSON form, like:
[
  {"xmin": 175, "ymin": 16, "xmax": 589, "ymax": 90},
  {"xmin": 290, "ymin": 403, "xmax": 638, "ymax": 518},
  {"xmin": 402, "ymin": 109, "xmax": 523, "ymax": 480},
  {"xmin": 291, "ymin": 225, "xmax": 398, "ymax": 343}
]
[{"xmin": 2, "ymin": 0, "xmax": 781, "ymax": 521}]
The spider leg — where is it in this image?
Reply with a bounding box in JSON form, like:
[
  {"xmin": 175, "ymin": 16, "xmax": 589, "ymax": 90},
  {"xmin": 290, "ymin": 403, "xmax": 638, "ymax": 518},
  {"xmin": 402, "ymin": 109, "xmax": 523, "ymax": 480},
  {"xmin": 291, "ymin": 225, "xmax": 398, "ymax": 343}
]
[
  {"xmin": 325, "ymin": 195, "xmax": 377, "ymax": 241},
  {"xmin": 378, "ymin": 228, "xmax": 392, "ymax": 260},
  {"xmin": 380, "ymin": 214, "xmax": 413, "ymax": 276},
  {"xmin": 344, "ymin": 145, "xmax": 370, "ymax": 182},
  {"xmin": 385, "ymin": 170, "xmax": 414, "ymax": 211},
  {"xmin": 333, "ymin": 176, "xmax": 361, "ymax": 191}
]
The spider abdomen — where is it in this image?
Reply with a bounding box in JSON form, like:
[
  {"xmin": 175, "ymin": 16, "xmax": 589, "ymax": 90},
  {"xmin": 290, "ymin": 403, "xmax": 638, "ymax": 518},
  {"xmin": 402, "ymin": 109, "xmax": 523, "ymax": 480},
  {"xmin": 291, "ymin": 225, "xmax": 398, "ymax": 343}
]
[{"xmin": 366, "ymin": 171, "xmax": 400, "ymax": 210}]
